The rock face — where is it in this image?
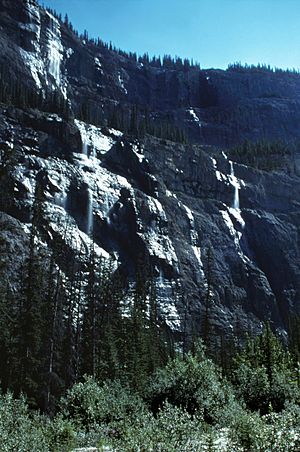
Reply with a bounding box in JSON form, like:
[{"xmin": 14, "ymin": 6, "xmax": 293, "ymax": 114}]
[{"xmin": 1, "ymin": 0, "xmax": 300, "ymax": 337}]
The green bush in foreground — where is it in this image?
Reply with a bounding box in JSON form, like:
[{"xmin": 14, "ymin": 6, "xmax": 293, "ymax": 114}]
[
  {"xmin": 145, "ymin": 342, "xmax": 239, "ymax": 425},
  {"xmin": 61, "ymin": 376, "xmax": 146, "ymax": 428},
  {"xmin": 0, "ymin": 392, "xmax": 49, "ymax": 452},
  {"xmin": 0, "ymin": 392, "xmax": 78, "ymax": 452},
  {"xmin": 109, "ymin": 402, "xmax": 206, "ymax": 452},
  {"xmin": 1, "ymin": 334, "xmax": 300, "ymax": 451},
  {"xmin": 228, "ymin": 407, "xmax": 300, "ymax": 451},
  {"xmin": 1, "ymin": 379, "xmax": 300, "ymax": 451}
]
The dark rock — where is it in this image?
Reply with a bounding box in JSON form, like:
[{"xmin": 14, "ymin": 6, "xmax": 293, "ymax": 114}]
[{"xmin": 0, "ymin": 0, "xmax": 300, "ymax": 339}]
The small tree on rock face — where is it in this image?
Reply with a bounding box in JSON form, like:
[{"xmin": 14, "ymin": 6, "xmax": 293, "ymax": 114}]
[
  {"xmin": 0, "ymin": 141, "xmax": 17, "ymax": 212},
  {"xmin": 129, "ymin": 105, "xmax": 139, "ymax": 136}
]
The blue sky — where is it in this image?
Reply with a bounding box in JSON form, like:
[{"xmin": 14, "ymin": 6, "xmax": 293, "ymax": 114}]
[{"xmin": 43, "ymin": 0, "xmax": 300, "ymax": 70}]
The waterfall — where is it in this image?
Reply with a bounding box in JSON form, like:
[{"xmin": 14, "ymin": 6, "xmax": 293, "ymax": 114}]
[
  {"xmin": 229, "ymin": 161, "xmax": 240, "ymax": 210},
  {"xmin": 82, "ymin": 137, "xmax": 88, "ymax": 156},
  {"xmin": 86, "ymin": 190, "xmax": 93, "ymax": 235},
  {"xmin": 74, "ymin": 120, "xmax": 89, "ymax": 155},
  {"xmin": 158, "ymin": 269, "xmax": 164, "ymax": 287},
  {"xmin": 47, "ymin": 14, "xmax": 62, "ymax": 85},
  {"xmin": 81, "ymin": 126, "xmax": 88, "ymax": 156},
  {"xmin": 48, "ymin": 42, "xmax": 61, "ymax": 84},
  {"xmin": 105, "ymin": 193, "xmax": 112, "ymax": 224}
]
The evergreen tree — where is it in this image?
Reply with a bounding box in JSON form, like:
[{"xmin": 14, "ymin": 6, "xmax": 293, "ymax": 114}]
[
  {"xmin": 41, "ymin": 244, "xmax": 65, "ymax": 413},
  {"xmin": 17, "ymin": 182, "xmax": 48, "ymax": 406},
  {"xmin": 0, "ymin": 236, "xmax": 17, "ymax": 392},
  {"xmin": 202, "ymin": 246, "xmax": 215, "ymax": 352},
  {"xmin": 129, "ymin": 105, "xmax": 139, "ymax": 136},
  {"xmin": 60, "ymin": 253, "xmax": 77, "ymax": 392},
  {"xmin": 0, "ymin": 141, "xmax": 17, "ymax": 212},
  {"xmin": 81, "ymin": 241, "xmax": 97, "ymax": 377},
  {"xmin": 232, "ymin": 323, "xmax": 295, "ymax": 413}
]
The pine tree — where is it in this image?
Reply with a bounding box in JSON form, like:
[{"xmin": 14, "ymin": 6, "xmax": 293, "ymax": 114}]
[
  {"xmin": 233, "ymin": 323, "xmax": 294, "ymax": 413},
  {"xmin": 81, "ymin": 240, "xmax": 97, "ymax": 377},
  {"xmin": 288, "ymin": 314, "xmax": 300, "ymax": 366},
  {"xmin": 0, "ymin": 141, "xmax": 17, "ymax": 212},
  {"xmin": 0, "ymin": 238, "xmax": 17, "ymax": 392},
  {"xmin": 147, "ymin": 278, "xmax": 170, "ymax": 371},
  {"xmin": 17, "ymin": 182, "xmax": 47, "ymax": 406},
  {"xmin": 60, "ymin": 251, "xmax": 77, "ymax": 391},
  {"xmin": 41, "ymin": 242, "xmax": 65, "ymax": 413},
  {"xmin": 97, "ymin": 260, "xmax": 123, "ymax": 380}
]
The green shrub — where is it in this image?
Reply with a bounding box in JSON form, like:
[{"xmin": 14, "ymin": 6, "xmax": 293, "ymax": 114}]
[
  {"xmin": 0, "ymin": 392, "xmax": 49, "ymax": 452},
  {"xmin": 262, "ymin": 405, "xmax": 300, "ymax": 452},
  {"xmin": 45, "ymin": 415, "xmax": 77, "ymax": 451},
  {"xmin": 110, "ymin": 402, "xmax": 206, "ymax": 451},
  {"xmin": 229, "ymin": 410, "xmax": 267, "ymax": 451},
  {"xmin": 229, "ymin": 407, "xmax": 300, "ymax": 452},
  {"xmin": 61, "ymin": 376, "xmax": 146, "ymax": 429},
  {"xmin": 145, "ymin": 342, "xmax": 238, "ymax": 424}
]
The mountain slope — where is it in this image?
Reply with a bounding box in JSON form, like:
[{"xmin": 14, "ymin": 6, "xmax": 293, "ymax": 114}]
[{"xmin": 1, "ymin": 0, "xmax": 300, "ymax": 339}]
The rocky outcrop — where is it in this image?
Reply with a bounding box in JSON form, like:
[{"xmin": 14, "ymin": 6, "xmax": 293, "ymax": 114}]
[
  {"xmin": 2, "ymin": 0, "xmax": 300, "ymax": 147},
  {"xmin": 1, "ymin": 0, "xmax": 300, "ymax": 338}
]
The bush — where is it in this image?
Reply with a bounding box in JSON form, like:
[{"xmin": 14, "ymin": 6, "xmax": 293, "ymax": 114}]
[
  {"xmin": 145, "ymin": 341, "xmax": 238, "ymax": 424},
  {"xmin": 1, "ymin": 371, "xmax": 300, "ymax": 451},
  {"xmin": 61, "ymin": 376, "xmax": 146, "ymax": 429},
  {"xmin": 110, "ymin": 402, "xmax": 206, "ymax": 451},
  {"xmin": 46, "ymin": 415, "xmax": 77, "ymax": 451},
  {"xmin": 0, "ymin": 392, "xmax": 48, "ymax": 452},
  {"xmin": 229, "ymin": 406, "xmax": 300, "ymax": 451},
  {"xmin": 261, "ymin": 404, "xmax": 300, "ymax": 451},
  {"xmin": 229, "ymin": 410, "xmax": 267, "ymax": 451},
  {"xmin": 0, "ymin": 392, "xmax": 79, "ymax": 452}
]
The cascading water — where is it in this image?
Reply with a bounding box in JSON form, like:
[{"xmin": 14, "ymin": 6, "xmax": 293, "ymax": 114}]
[
  {"xmin": 158, "ymin": 269, "xmax": 164, "ymax": 287},
  {"xmin": 86, "ymin": 189, "xmax": 93, "ymax": 235},
  {"xmin": 47, "ymin": 13, "xmax": 63, "ymax": 85},
  {"xmin": 74, "ymin": 120, "xmax": 89, "ymax": 155},
  {"xmin": 105, "ymin": 192, "xmax": 112, "ymax": 225},
  {"xmin": 228, "ymin": 160, "xmax": 245, "ymax": 230},
  {"xmin": 82, "ymin": 137, "xmax": 88, "ymax": 156},
  {"xmin": 229, "ymin": 161, "xmax": 240, "ymax": 210}
]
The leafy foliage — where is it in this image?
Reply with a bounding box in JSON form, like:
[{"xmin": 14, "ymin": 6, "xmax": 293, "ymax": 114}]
[
  {"xmin": 0, "ymin": 392, "xmax": 76, "ymax": 452},
  {"xmin": 61, "ymin": 377, "xmax": 146, "ymax": 429},
  {"xmin": 145, "ymin": 342, "xmax": 238, "ymax": 424}
]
